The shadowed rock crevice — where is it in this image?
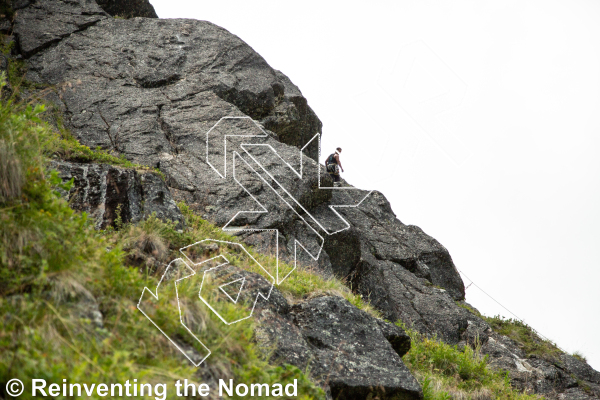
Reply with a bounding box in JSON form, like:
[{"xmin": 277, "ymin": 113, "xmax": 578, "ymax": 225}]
[
  {"xmin": 156, "ymin": 103, "xmax": 178, "ymax": 156},
  {"xmin": 95, "ymin": 0, "xmax": 158, "ymax": 19}
]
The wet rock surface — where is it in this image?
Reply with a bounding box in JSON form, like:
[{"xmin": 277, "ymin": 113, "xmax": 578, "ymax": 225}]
[
  {"xmin": 15, "ymin": 0, "xmax": 600, "ymax": 398},
  {"xmin": 53, "ymin": 160, "xmax": 184, "ymax": 229}
]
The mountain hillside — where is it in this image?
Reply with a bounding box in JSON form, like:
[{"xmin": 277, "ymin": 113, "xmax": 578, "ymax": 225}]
[{"xmin": 1, "ymin": 0, "xmax": 599, "ymax": 399}]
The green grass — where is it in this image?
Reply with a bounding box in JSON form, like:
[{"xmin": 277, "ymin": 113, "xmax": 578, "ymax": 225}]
[
  {"xmin": 0, "ymin": 75, "xmax": 379, "ymax": 398},
  {"xmin": 0, "ymin": 79, "xmax": 325, "ymax": 399},
  {"xmin": 176, "ymin": 203, "xmax": 381, "ymax": 316},
  {"xmin": 455, "ymin": 301, "xmax": 483, "ymax": 319},
  {"xmin": 0, "ymin": 79, "xmax": 93, "ymax": 295},
  {"xmin": 458, "ymin": 301, "xmax": 563, "ymax": 362},
  {"xmin": 400, "ymin": 324, "xmax": 541, "ymax": 400},
  {"xmin": 41, "ymin": 99, "xmax": 165, "ymax": 178},
  {"xmin": 1, "ymin": 34, "xmax": 48, "ymax": 92},
  {"xmin": 483, "ymin": 316, "xmax": 561, "ymax": 360},
  {"xmin": 53, "ymin": 128, "xmax": 165, "ymax": 178},
  {"xmin": 572, "ymin": 351, "xmax": 587, "ymax": 363}
]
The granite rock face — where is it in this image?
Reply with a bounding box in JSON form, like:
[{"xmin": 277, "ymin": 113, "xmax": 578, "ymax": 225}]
[
  {"xmin": 18, "ymin": 0, "xmax": 465, "ymax": 313},
  {"xmin": 0, "ymin": 17, "xmax": 11, "ymax": 34},
  {"xmin": 13, "ymin": 0, "xmax": 108, "ymax": 58},
  {"xmin": 12, "ymin": 0, "xmax": 600, "ymax": 398},
  {"xmin": 19, "ymin": 2, "xmax": 322, "ymax": 161}
]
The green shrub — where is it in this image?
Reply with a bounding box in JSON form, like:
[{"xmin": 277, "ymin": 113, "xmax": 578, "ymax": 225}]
[{"xmin": 401, "ymin": 325, "xmax": 540, "ymax": 399}]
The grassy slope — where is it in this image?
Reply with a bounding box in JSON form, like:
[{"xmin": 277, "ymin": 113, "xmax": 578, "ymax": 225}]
[
  {"xmin": 0, "ymin": 69, "xmax": 545, "ymax": 399},
  {"xmin": 457, "ymin": 302, "xmax": 573, "ymax": 362},
  {"xmin": 0, "ymin": 86, "xmax": 324, "ymax": 398},
  {"xmin": 402, "ymin": 326, "xmax": 539, "ymax": 400}
]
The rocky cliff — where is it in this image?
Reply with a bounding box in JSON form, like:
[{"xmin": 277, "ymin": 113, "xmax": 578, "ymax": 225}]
[{"xmin": 5, "ymin": 0, "xmax": 600, "ymax": 398}]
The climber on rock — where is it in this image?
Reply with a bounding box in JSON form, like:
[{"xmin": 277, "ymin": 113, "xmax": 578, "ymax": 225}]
[{"xmin": 326, "ymin": 147, "xmax": 344, "ymax": 187}]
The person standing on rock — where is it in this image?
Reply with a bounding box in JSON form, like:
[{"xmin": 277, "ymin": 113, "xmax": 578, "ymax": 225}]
[{"xmin": 326, "ymin": 147, "xmax": 344, "ymax": 186}]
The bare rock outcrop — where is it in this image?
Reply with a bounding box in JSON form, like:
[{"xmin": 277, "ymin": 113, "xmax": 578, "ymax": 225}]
[
  {"xmin": 13, "ymin": 0, "xmax": 108, "ymax": 58},
  {"xmin": 53, "ymin": 160, "xmax": 185, "ymax": 229},
  {"xmin": 242, "ymin": 269, "xmax": 423, "ymax": 399}
]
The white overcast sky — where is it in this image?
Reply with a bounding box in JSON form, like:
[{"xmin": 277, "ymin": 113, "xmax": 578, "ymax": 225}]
[{"xmin": 151, "ymin": 0, "xmax": 600, "ymax": 369}]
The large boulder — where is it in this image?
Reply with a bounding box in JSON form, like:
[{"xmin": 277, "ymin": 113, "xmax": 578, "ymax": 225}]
[
  {"xmin": 247, "ymin": 270, "xmax": 422, "ymax": 400},
  {"xmin": 287, "ymin": 296, "xmax": 421, "ymax": 400}
]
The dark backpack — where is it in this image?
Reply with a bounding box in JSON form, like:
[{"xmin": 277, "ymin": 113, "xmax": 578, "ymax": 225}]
[{"xmin": 326, "ymin": 153, "xmax": 337, "ymax": 165}]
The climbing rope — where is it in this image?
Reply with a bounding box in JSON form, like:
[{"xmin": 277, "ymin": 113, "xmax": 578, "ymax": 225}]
[{"xmin": 457, "ymin": 268, "xmax": 568, "ymax": 355}]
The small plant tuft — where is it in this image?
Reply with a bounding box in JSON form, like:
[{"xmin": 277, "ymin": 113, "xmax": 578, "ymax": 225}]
[
  {"xmin": 484, "ymin": 315, "xmax": 561, "ymax": 360},
  {"xmin": 455, "ymin": 301, "xmax": 483, "ymax": 318},
  {"xmin": 572, "ymin": 351, "xmax": 587, "ymax": 363}
]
